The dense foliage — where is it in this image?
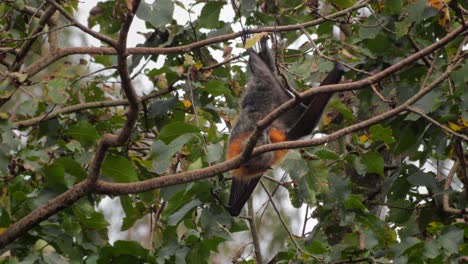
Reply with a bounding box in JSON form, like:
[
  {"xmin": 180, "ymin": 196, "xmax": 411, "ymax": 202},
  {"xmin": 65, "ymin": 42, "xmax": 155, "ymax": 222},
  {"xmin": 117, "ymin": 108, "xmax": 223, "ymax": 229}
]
[{"xmin": 0, "ymin": 0, "xmax": 466, "ymax": 263}]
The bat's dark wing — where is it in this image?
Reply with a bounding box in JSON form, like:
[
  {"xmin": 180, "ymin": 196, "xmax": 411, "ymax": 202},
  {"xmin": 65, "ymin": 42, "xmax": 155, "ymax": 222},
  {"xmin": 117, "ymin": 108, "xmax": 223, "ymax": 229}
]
[
  {"xmin": 227, "ymin": 176, "xmax": 262, "ymax": 216},
  {"xmin": 286, "ymin": 63, "xmax": 344, "ymax": 140}
]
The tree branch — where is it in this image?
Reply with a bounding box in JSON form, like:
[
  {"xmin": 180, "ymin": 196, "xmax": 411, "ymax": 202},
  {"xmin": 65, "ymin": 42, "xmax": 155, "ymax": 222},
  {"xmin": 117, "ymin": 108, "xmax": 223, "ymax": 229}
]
[
  {"xmin": 443, "ymin": 160, "xmax": 467, "ymax": 215},
  {"xmin": 23, "ymin": 1, "xmax": 369, "ymax": 77},
  {"xmin": 13, "ymin": 84, "xmax": 173, "ymax": 128},
  {"xmin": 247, "ymin": 198, "xmax": 263, "ymax": 264},
  {"xmin": 0, "ymin": 0, "xmax": 142, "ymax": 248},
  {"xmin": 406, "ymin": 106, "xmax": 468, "ymax": 141},
  {"xmin": 45, "ymin": 0, "xmax": 117, "ymax": 47}
]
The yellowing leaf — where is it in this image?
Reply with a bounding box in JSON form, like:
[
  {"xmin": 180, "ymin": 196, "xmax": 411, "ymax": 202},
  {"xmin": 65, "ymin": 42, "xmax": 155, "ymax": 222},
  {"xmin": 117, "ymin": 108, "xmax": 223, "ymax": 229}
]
[
  {"xmin": 461, "ymin": 117, "xmax": 468, "ymax": 128},
  {"xmin": 448, "ymin": 122, "xmax": 461, "ymax": 131},
  {"xmin": 0, "ymin": 228, "xmax": 6, "ymax": 234},
  {"xmin": 359, "ymin": 134, "xmax": 369, "ymax": 143},
  {"xmin": 183, "ymin": 99, "xmax": 192, "ymax": 108},
  {"xmin": 321, "ymin": 115, "xmax": 332, "ymax": 126},
  {"xmin": 194, "ymin": 61, "xmax": 203, "ymax": 70},
  {"xmin": 245, "ymin": 32, "xmax": 268, "ymax": 49}
]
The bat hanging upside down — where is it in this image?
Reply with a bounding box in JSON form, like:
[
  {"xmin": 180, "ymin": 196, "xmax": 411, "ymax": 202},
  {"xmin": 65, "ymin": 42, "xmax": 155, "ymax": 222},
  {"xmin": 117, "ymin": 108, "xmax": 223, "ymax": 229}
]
[{"xmin": 225, "ymin": 37, "xmax": 344, "ymax": 216}]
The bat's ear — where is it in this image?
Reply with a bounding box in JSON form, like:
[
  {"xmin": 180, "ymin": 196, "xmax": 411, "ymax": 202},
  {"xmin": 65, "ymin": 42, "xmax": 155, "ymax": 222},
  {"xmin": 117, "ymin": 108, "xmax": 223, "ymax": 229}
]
[{"xmin": 228, "ymin": 176, "xmax": 262, "ymax": 216}]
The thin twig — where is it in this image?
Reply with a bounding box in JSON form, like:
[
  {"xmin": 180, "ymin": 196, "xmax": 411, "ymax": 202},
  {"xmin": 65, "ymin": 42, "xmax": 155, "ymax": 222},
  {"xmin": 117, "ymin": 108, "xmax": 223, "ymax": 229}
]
[
  {"xmin": 260, "ymin": 181, "xmax": 303, "ymax": 254},
  {"xmin": 300, "ymin": 26, "xmax": 372, "ymax": 75},
  {"xmin": 443, "ymin": 160, "xmax": 466, "ymax": 215},
  {"xmin": 407, "ymin": 35, "xmax": 432, "ymax": 67},
  {"xmin": 406, "ymin": 106, "xmax": 468, "ymax": 141},
  {"xmin": 247, "ymin": 198, "xmax": 263, "ymax": 264},
  {"xmin": 46, "ymin": 0, "xmax": 116, "ymax": 47},
  {"xmin": 370, "ymin": 84, "xmax": 393, "ymax": 103}
]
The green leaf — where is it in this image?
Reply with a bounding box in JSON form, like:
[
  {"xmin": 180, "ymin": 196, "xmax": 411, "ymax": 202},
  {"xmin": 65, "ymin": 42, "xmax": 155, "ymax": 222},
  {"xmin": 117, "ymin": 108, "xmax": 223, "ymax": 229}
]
[
  {"xmin": 43, "ymin": 163, "xmax": 66, "ymax": 191},
  {"xmin": 423, "ymin": 239, "xmax": 441, "ymax": 259},
  {"xmin": 120, "ymin": 196, "xmax": 141, "ymax": 231},
  {"xmin": 113, "ymin": 240, "xmax": 149, "ymax": 259},
  {"xmin": 344, "ymin": 154, "xmax": 366, "ymax": 176},
  {"xmin": 314, "ymin": 148, "xmax": 339, "ymax": 160},
  {"xmin": 167, "ymin": 199, "xmax": 201, "ymax": 226},
  {"xmin": 344, "ymin": 194, "xmax": 366, "ymax": 211},
  {"xmin": 406, "ymin": 0, "xmax": 429, "ymax": 23},
  {"xmin": 359, "ymin": 16, "xmax": 387, "ymax": 40},
  {"xmin": 204, "ymin": 80, "xmax": 231, "ymax": 96},
  {"xmin": 54, "ymin": 157, "xmax": 87, "ymax": 182},
  {"xmin": 148, "ymin": 96, "xmax": 178, "ymax": 118},
  {"xmin": 306, "ymin": 240, "xmax": 328, "ymax": 254},
  {"xmin": 65, "ymin": 120, "xmax": 100, "ymax": 146},
  {"xmin": 407, "ymin": 171, "xmax": 437, "ymax": 191},
  {"xmin": 369, "ymin": 124, "xmax": 396, "ymax": 144},
  {"xmin": 102, "ymin": 154, "xmax": 138, "ymax": 183},
  {"xmin": 361, "ymin": 152, "xmax": 384, "ymax": 176},
  {"xmin": 328, "ymin": 99, "xmax": 354, "ymax": 121},
  {"xmin": 206, "ymin": 143, "xmax": 223, "ymax": 163},
  {"xmin": 0, "ymin": 79, "xmax": 15, "ymax": 99},
  {"xmin": 385, "ymin": 0, "xmax": 402, "ymax": 15},
  {"xmin": 46, "ymin": 79, "xmax": 69, "ymax": 104},
  {"xmin": 198, "ymin": 2, "xmax": 224, "ymax": 29},
  {"xmin": 73, "ymin": 207, "xmax": 109, "ymax": 230},
  {"xmin": 136, "ymin": 0, "xmax": 174, "ymax": 28},
  {"xmin": 392, "ymin": 237, "xmax": 421, "ymax": 257},
  {"xmin": 87, "ymin": 2, "xmax": 121, "ymax": 36},
  {"xmin": 151, "ymin": 134, "xmax": 194, "ymax": 174},
  {"xmin": 395, "ymin": 21, "xmax": 411, "ymax": 39},
  {"xmin": 158, "ymin": 122, "xmax": 199, "ymax": 143},
  {"xmin": 439, "ymin": 228, "xmax": 463, "ymax": 255}
]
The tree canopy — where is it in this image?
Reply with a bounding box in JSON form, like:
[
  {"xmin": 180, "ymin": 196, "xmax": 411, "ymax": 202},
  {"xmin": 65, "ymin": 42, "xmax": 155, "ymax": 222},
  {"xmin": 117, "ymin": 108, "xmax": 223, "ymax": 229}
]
[{"xmin": 0, "ymin": 0, "xmax": 467, "ymax": 263}]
